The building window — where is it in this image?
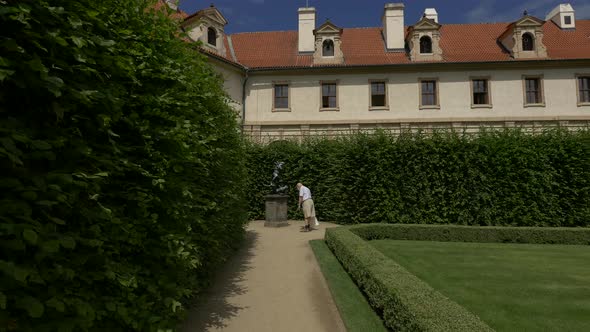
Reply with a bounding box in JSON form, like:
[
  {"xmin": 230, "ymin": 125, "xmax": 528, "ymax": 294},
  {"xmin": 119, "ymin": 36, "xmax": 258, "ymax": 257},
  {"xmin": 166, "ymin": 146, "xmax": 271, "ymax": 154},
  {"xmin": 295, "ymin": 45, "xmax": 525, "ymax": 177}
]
[
  {"xmin": 207, "ymin": 27, "xmax": 217, "ymax": 46},
  {"xmin": 522, "ymin": 33, "xmax": 534, "ymax": 51},
  {"xmin": 370, "ymin": 81, "xmax": 387, "ymax": 108},
  {"xmin": 321, "ymin": 82, "xmax": 337, "ymax": 109},
  {"xmin": 420, "ymin": 36, "xmax": 432, "ymax": 54},
  {"xmin": 564, "ymin": 16, "xmax": 572, "ymax": 25},
  {"xmin": 273, "ymin": 84, "xmax": 289, "ymax": 110},
  {"xmin": 578, "ymin": 76, "xmax": 590, "ymax": 104},
  {"xmin": 524, "ymin": 76, "xmax": 544, "ymax": 105},
  {"xmin": 420, "ymin": 79, "xmax": 439, "ymax": 108},
  {"xmin": 322, "ymin": 39, "xmax": 334, "ymax": 57},
  {"xmin": 472, "ymin": 79, "xmax": 490, "ymax": 106}
]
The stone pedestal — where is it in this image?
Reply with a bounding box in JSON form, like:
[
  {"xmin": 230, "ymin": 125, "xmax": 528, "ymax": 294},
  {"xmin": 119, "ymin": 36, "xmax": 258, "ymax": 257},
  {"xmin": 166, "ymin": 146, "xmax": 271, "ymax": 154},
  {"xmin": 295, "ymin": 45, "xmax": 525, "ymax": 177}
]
[{"xmin": 264, "ymin": 194, "xmax": 289, "ymax": 227}]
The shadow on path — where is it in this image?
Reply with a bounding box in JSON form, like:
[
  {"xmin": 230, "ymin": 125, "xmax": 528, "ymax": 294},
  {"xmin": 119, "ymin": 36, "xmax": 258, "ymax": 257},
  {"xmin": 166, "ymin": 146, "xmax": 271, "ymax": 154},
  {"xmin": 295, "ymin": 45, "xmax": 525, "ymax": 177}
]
[{"xmin": 181, "ymin": 230, "xmax": 258, "ymax": 331}]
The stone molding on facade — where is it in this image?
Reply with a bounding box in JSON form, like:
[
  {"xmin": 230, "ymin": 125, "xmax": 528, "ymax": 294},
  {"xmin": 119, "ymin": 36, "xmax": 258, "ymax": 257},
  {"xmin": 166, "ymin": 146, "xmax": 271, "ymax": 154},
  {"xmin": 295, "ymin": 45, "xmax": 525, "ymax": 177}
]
[
  {"xmin": 407, "ymin": 17, "xmax": 443, "ymax": 62},
  {"xmin": 183, "ymin": 6, "xmax": 228, "ymax": 56},
  {"xmin": 500, "ymin": 16, "xmax": 548, "ymax": 59},
  {"xmin": 313, "ymin": 20, "xmax": 345, "ymax": 65}
]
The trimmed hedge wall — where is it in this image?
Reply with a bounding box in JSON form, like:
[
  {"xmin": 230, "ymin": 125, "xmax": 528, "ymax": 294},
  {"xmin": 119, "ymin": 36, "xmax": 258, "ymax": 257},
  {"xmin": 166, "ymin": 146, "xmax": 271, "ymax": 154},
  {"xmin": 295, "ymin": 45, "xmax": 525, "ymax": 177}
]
[
  {"xmin": 246, "ymin": 130, "xmax": 590, "ymax": 226},
  {"xmin": 325, "ymin": 227, "xmax": 494, "ymax": 331},
  {"xmin": 350, "ymin": 224, "xmax": 590, "ymax": 245},
  {"xmin": 1, "ymin": 1, "xmax": 247, "ymax": 331},
  {"xmin": 325, "ymin": 224, "xmax": 590, "ymax": 331}
]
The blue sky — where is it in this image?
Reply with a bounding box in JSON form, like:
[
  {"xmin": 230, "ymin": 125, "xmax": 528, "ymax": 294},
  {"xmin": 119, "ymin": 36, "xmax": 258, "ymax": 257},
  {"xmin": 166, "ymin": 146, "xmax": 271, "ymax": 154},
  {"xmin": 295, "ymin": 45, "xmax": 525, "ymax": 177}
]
[{"xmin": 179, "ymin": 1, "xmax": 590, "ymax": 34}]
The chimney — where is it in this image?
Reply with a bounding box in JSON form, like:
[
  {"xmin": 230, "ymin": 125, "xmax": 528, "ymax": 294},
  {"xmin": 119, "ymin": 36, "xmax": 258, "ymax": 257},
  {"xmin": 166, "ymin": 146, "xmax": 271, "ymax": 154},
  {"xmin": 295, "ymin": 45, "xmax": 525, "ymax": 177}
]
[
  {"xmin": 164, "ymin": 0, "xmax": 178, "ymax": 11},
  {"xmin": 298, "ymin": 7, "xmax": 316, "ymax": 53},
  {"xmin": 546, "ymin": 4, "xmax": 575, "ymax": 29},
  {"xmin": 383, "ymin": 3, "xmax": 405, "ymax": 51},
  {"xmin": 424, "ymin": 8, "xmax": 438, "ymax": 23}
]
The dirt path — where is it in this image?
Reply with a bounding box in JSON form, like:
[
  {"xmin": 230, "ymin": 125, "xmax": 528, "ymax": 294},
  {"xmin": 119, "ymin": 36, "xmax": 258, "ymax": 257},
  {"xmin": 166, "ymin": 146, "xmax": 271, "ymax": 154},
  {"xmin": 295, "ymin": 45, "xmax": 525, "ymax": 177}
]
[{"xmin": 182, "ymin": 220, "xmax": 346, "ymax": 332}]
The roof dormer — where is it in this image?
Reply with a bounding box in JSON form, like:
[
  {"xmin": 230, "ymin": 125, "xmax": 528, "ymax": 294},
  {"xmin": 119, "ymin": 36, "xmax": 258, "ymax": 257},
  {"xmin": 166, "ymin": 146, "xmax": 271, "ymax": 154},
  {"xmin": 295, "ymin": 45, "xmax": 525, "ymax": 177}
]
[
  {"xmin": 499, "ymin": 13, "xmax": 548, "ymax": 59},
  {"xmin": 407, "ymin": 15, "xmax": 443, "ymax": 62},
  {"xmin": 313, "ymin": 20, "xmax": 344, "ymax": 65},
  {"xmin": 546, "ymin": 4, "xmax": 575, "ymax": 30},
  {"xmin": 182, "ymin": 5, "xmax": 228, "ymax": 56}
]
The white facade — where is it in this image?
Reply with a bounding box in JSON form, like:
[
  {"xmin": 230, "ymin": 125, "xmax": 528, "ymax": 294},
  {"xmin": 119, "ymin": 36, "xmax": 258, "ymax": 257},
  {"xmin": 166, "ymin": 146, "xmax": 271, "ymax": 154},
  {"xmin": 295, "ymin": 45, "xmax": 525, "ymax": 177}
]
[
  {"xmin": 244, "ymin": 67, "xmax": 590, "ymax": 123},
  {"xmin": 240, "ymin": 65, "xmax": 590, "ymax": 141}
]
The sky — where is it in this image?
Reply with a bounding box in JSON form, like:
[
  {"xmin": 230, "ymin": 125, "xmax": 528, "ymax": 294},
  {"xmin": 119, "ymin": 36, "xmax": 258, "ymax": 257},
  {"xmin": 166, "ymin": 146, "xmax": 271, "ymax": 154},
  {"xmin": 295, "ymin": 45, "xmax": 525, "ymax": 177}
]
[{"xmin": 178, "ymin": 0, "xmax": 590, "ymax": 34}]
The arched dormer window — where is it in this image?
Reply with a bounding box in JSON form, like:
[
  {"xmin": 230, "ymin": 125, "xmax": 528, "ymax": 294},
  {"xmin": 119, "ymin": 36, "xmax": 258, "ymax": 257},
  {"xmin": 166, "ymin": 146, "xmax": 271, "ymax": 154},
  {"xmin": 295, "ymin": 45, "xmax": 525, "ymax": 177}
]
[
  {"xmin": 322, "ymin": 39, "xmax": 334, "ymax": 57},
  {"xmin": 207, "ymin": 27, "xmax": 217, "ymax": 46},
  {"xmin": 522, "ymin": 33, "xmax": 534, "ymax": 51},
  {"xmin": 420, "ymin": 36, "xmax": 432, "ymax": 54}
]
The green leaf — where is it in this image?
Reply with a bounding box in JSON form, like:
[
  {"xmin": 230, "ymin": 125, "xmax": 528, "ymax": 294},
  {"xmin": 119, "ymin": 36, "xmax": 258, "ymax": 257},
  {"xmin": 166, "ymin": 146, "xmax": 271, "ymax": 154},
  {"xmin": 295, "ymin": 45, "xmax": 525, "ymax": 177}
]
[
  {"xmin": 16, "ymin": 296, "xmax": 44, "ymax": 318},
  {"xmin": 21, "ymin": 191, "xmax": 38, "ymax": 201},
  {"xmin": 71, "ymin": 36, "xmax": 86, "ymax": 48},
  {"xmin": 41, "ymin": 240, "xmax": 60, "ymax": 253},
  {"xmin": 0, "ymin": 291, "xmax": 6, "ymax": 309},
  {"xmin": 46, "ymin": 297, "xmax": 65, "ymax": 312},
  {"xmin": 106, "ymin": 301, "xmax": 117, "ymax": 312},
  {"xmin": 60, "ymin": 236, "xmax": 76, "ymax": 249},
  {"xmin": 48, "ymin": 216, "xmax": 66, "ymax": 225},
  {"xmin": 0, "ymin": 68, "xmax": 15, "ymax": 81},
  {"xmin": 98, "ymin": 39, "xmax": 116, "ymax": 47},
  {"xmin": 44, "ymin": 76, "xmax": 64, "ymax": 97},
  {"xmin": 32, "ymin": 140, "xmax": 52, "ymax": 150},
  {"xmin": 171, "ymin": 300, "xmax": 182, "ymax": 313},
  {"xmin": 23, "ymin": 229, "xmax": 38, "ymax": 245}
]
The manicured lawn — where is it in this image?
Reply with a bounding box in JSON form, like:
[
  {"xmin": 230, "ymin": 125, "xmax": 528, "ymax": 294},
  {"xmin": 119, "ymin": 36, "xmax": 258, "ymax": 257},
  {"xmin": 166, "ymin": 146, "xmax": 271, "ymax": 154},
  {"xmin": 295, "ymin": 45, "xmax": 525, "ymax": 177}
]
[
  {"xmin": 309, "ymin": 240, "xmax": 388, "ymax": 332},
  {"xmin": 371, "ymin": 240, "xmax": 590, "ymax": 332}
]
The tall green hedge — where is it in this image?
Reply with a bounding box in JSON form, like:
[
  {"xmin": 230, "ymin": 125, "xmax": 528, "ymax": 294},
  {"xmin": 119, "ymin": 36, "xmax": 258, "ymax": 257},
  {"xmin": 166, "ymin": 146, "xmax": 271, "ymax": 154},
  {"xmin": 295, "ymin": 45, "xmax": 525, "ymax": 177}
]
[
  {"xmin": 246, "ymin": 130, "xmax": 590, "ymax": 226},
  {"xmin": 1, "ymin": 1, "xmax": 247, "ymax": 331}
]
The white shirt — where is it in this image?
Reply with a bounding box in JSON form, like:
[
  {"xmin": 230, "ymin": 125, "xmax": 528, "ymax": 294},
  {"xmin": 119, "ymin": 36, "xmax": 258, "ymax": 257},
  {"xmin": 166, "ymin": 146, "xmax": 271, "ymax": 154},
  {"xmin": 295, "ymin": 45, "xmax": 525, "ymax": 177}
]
[{"xmin": 299, "ymin": 186, "xmax": 312, "ymax": 201}]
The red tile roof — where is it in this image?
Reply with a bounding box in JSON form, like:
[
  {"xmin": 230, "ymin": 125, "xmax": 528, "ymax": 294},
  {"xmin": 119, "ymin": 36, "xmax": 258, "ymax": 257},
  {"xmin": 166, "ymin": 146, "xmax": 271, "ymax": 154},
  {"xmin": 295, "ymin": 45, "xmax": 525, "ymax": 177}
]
[
  {"xmin": 223, "ymin": 20, "xmax": 590, "ymax": 70},
  {"xmin": 199, "ymin": 36, "xmax": 245, "ymax": 69}
]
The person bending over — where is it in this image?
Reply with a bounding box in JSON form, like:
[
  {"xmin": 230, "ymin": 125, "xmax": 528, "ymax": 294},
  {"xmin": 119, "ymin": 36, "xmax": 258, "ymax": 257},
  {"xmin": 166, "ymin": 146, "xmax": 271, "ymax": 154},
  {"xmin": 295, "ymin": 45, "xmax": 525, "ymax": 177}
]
[{"xmin": 297, "ymin": 182, "xmax": 315, "ymax": 232}]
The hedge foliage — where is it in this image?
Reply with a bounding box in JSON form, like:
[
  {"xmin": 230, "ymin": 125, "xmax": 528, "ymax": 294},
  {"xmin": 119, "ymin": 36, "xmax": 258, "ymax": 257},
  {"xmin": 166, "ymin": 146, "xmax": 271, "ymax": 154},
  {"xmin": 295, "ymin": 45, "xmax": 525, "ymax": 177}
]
[
  {"xmin": 1, "ymin": 1, "xmax": 247, "ymax": 331},
  {"xmin": 246, "ymin": 130, "xmax": 590, "ymax": 226},
  {"xmin": 325, "ymin": 227, "xmax": 494, "ymax": 332},
  {"xmin": 351, "ymin": 224, "xmax": 590, "ymax": 245}
]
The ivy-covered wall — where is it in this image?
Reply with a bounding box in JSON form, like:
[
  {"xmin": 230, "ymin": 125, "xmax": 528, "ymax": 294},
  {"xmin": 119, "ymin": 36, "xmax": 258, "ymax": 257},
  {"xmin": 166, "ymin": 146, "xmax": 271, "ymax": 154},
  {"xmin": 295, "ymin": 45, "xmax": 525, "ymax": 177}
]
[
  {"xmin": 1, "ymin": 0, "xmax": 247, "ymax": 331},
  {"xmin": 246, "ymin": 130, "xmax": 590, "ymax": 227}
]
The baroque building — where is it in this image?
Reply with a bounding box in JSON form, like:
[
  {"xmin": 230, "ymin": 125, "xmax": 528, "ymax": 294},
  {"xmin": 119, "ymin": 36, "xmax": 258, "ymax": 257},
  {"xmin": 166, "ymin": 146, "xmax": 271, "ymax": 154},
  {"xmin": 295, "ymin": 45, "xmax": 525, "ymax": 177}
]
[{"xmin": 162, "ymin": 1, "xmax": 590, "ymax": 141}]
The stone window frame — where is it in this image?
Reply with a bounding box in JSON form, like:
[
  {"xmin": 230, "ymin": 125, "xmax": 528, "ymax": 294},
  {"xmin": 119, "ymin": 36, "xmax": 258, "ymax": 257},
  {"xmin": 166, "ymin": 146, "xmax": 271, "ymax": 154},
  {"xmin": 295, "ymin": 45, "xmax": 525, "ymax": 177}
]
[
  {"xmin": 576, "ymin": 74, "xmax": 590, "ymax": 106},
  {"xmin": 522, "ymin": 75, "xmax": 545, "ymax": 107},
  {"xmin": 320, "ymin": 80, "xmax": 340, "ymax": 111},
  {"xmin": 272, "ymin": 81, "xmax": 291, "ymax": 112},
  {"xmin": 322, "ymin": 39, "xmax": 335, "ymax": 57},
  {"xmin": 419, "ymin": 35, "xmax": 433, "ymax": 54},
  {"xmin": 419, "ymin": 77, "xmax": 440, "ymax": 110},
  {"xmin": 368, "ymin": 79, "xmax": 389, "ymax": 111},
  {"xmin": 522, "ymin": 32, "xmax": 535, "ymax": 51},
  {"xmin": 470, "ymin": 76, "xmax": 493, "ymax": 109},
  {"xmin": 207, "ymin": 27, "xmax": 217, "ymax": 46}
]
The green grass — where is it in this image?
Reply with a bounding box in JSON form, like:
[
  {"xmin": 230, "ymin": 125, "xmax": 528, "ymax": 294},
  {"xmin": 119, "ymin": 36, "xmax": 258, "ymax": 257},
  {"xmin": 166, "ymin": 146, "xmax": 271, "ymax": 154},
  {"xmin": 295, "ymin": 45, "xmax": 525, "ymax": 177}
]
[
  {"xmin": 371, "ymin": 240, "xmax": 590, "ymax": 332},
  {"xmin": 309, "ymin": 240, "xmax": 388, "ymax": 332}
]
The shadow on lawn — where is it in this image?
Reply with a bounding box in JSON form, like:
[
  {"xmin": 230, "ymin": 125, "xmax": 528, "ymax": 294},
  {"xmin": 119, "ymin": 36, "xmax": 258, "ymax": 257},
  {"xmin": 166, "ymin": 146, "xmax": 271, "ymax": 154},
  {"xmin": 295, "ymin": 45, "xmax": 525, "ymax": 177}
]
[{"xmin": 181, "ymin": 229, "xmax": 259, "ymax": 331}]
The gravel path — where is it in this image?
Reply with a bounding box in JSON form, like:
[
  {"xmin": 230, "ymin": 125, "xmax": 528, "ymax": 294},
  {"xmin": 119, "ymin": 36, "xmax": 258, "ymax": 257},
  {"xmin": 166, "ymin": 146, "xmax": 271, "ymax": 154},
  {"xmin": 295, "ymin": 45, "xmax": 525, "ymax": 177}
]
[{"xmin": 182, "ymin": 220, "xmax": 346, "ymax": 332}]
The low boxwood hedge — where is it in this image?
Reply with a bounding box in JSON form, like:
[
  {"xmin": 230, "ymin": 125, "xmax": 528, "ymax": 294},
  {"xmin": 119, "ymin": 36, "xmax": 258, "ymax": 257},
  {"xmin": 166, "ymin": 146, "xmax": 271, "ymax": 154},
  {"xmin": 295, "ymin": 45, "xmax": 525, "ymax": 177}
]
[
  {"xmin": 325, "ymin": 227, "xmax": 494, "ymax": 332},
  {"xmin": 325, "ymin": 224, "xmax": 590, "ymax": 331},
  {"xmin": 349, "ymin": 224, "xmax": 590, "ymax": 245}
]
